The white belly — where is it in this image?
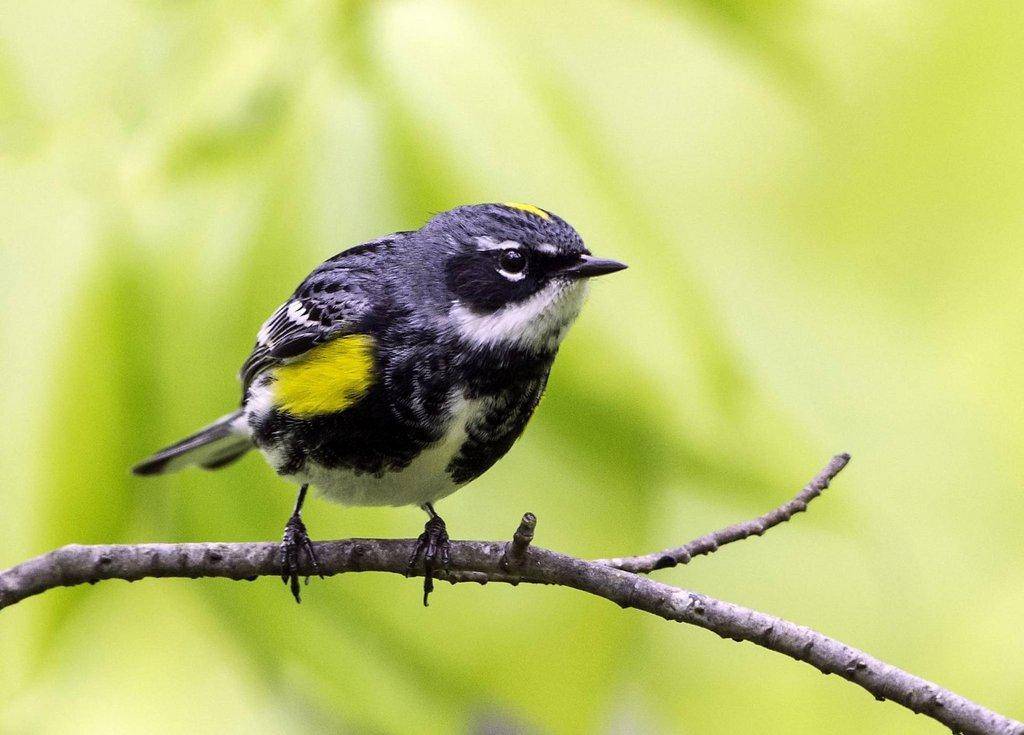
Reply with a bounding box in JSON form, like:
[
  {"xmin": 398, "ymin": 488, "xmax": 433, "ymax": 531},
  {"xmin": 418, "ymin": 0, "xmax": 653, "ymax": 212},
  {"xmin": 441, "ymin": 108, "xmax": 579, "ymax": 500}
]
[{"xmin": 267, "ymin": 396, "xmax": 483, "ymax": 508}]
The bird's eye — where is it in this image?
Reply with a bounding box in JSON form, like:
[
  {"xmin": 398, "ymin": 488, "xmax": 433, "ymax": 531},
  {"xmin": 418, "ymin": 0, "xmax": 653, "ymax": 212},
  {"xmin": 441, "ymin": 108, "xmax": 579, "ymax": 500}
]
[{"xmin": 498, "ymin": 249, "xmax": 526, "ymax": 274}]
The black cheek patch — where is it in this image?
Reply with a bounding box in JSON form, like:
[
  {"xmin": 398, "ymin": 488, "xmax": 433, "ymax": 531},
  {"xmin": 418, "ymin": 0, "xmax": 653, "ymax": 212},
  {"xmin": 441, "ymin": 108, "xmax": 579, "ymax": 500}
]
[{"xmin": 447, "ymin": 253, "xmax": 541, "ymax": 313}]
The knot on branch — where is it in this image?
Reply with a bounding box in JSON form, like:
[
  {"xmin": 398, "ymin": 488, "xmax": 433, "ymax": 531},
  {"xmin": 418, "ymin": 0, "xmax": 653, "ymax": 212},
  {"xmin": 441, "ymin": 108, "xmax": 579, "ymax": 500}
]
[{"xmin": 500, "ymin": 512, "xmax": 536, "ymax": 572}]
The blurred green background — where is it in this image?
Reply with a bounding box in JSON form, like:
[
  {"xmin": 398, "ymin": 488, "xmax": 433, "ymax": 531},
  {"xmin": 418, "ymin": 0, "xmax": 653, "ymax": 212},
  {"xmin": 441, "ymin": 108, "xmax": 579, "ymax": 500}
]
[{"xmin": 2, "ymin": 1, "xmax": 1023, "ymax": 732}]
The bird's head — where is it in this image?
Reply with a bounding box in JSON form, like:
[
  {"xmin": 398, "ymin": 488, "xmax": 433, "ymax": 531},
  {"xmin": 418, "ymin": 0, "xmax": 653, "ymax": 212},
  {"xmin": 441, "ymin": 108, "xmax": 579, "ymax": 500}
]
[{"xmin": 424, "ymin": 203, "xmax": 627, "ymax": 352}]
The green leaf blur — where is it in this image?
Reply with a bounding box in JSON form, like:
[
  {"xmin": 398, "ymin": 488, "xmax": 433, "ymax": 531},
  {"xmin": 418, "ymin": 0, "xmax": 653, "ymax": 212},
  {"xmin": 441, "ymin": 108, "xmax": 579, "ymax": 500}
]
[{"xmin": 2, "ymin": 1, "xmax": 1022, "ymax": 733}]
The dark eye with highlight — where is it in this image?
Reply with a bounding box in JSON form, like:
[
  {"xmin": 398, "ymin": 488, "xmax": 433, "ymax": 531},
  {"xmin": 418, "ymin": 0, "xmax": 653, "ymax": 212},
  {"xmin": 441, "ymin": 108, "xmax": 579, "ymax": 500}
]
[{"xmin": 498, "ymin": 249, "xmax": 526, "ymax": 274}]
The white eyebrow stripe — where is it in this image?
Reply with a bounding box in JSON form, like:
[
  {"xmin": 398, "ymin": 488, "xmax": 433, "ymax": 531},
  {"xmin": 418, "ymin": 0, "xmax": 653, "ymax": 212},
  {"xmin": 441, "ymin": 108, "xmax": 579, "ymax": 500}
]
[
  {"xmin": 475, "ymin": 236, "xmax": 522, "ymax": 251},
  {"xmin": 535, "ymin": 243, "xmax": 559, "ymax": 255}
]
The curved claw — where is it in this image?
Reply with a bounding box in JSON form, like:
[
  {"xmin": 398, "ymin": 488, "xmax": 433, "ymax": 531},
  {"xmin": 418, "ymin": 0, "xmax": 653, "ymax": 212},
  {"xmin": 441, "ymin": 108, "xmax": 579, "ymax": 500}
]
[
  {"xmin": 407, "ymin": 515, "xmax": 451, "ymax": 606},
  {"xmin": 280, "ymin": 513, "xmax": 321, "ymax": 604}
]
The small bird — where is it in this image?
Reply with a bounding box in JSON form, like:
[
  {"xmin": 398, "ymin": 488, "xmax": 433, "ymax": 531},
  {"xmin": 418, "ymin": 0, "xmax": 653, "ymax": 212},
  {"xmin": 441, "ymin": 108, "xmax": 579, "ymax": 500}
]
[{"xmin": 133, "ymin": 203, "xmax": 626, "ymax": 603}]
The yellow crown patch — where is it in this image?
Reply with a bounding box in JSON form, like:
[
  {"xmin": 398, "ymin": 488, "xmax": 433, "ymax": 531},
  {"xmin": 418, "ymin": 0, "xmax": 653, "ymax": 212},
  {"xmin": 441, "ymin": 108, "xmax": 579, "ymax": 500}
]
[{"xmin": 503, "ymin": 202, "xmax": 550, "ymax": 220}]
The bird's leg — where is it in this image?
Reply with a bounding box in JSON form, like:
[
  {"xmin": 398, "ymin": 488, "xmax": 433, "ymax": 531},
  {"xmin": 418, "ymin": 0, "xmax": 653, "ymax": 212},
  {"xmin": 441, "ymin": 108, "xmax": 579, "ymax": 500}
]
[
  {"xmin": 280, "ymin": 484, "xmax": 322, "ymax": 603},
  {"xmin": 406, "ymin": 502, "xmax": 451, "ymax": 606}
]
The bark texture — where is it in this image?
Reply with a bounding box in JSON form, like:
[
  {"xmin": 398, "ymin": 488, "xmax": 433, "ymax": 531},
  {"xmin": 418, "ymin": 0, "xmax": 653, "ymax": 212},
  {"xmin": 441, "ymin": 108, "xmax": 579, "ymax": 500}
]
[{"xmin": 1, "ymin": 455, "xmax": 1020, "ymax": 735}]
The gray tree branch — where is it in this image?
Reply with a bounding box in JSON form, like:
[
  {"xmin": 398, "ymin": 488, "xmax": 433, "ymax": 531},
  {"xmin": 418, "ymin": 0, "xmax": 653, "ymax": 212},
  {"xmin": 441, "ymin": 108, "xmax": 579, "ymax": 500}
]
[{"xmin": 0, "ymin": 456, "xmax": 1020, "ymax": 735}]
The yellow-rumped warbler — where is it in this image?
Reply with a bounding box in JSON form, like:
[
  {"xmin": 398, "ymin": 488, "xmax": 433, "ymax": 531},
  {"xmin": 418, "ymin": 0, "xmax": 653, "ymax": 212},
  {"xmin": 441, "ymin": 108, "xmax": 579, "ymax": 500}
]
[{"xmin": 133, "ymin": 203, "xmax": 626, "ymax": 603}]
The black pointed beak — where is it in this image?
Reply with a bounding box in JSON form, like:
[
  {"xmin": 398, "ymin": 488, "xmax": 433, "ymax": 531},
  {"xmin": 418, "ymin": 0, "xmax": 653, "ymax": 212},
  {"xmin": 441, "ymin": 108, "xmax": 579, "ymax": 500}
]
[{"xmin": 562, "ymin": 254, "xmax": 628, "ymax": 279}]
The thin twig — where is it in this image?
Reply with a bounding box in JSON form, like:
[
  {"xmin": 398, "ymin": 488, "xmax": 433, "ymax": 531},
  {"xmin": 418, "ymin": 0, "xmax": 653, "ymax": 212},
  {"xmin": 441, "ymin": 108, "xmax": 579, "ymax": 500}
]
[
  {"xmin": 1, "ymin": 455, "xmax": 1021, "ymax": 735},
  {"xmin": 595, "ymin": 453, "xmax": 851, "ymax": 573}
]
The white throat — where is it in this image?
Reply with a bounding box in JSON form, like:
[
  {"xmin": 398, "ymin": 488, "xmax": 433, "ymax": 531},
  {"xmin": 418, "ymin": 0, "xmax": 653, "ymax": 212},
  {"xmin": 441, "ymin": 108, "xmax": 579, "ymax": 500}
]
[{"xmin": 448, "ymin": 279, "xmax": 588, "ymax": 351}]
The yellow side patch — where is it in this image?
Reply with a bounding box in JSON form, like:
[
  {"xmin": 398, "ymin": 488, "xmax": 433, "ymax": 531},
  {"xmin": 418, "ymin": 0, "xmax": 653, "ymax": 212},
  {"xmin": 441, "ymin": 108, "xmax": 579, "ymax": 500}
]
[
  {"xmin": 272, "ymin": 334, "xmax": 375, "ymax": 418},
  {"xmin": 504, "ymin": 202, "xmax": 550, "ymax": 220}
]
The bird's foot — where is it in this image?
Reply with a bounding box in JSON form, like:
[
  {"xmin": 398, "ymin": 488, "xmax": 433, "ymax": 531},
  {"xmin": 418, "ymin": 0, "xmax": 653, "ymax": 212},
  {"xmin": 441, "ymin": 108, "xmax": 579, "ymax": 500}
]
[
  {"xmin": 280, "ymin": 513, "xmax": 322, "ymax": 603},
  {"xmin": 406, "ymin": 514, "xmax": 451, "ymax": 606}
]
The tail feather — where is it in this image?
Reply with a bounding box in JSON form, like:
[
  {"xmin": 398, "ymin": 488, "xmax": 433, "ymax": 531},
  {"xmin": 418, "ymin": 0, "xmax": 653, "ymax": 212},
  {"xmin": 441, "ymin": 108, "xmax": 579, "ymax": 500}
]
[{"xmin": 132, "ymin": 411, "xmax": 253, "ymax": 476}]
